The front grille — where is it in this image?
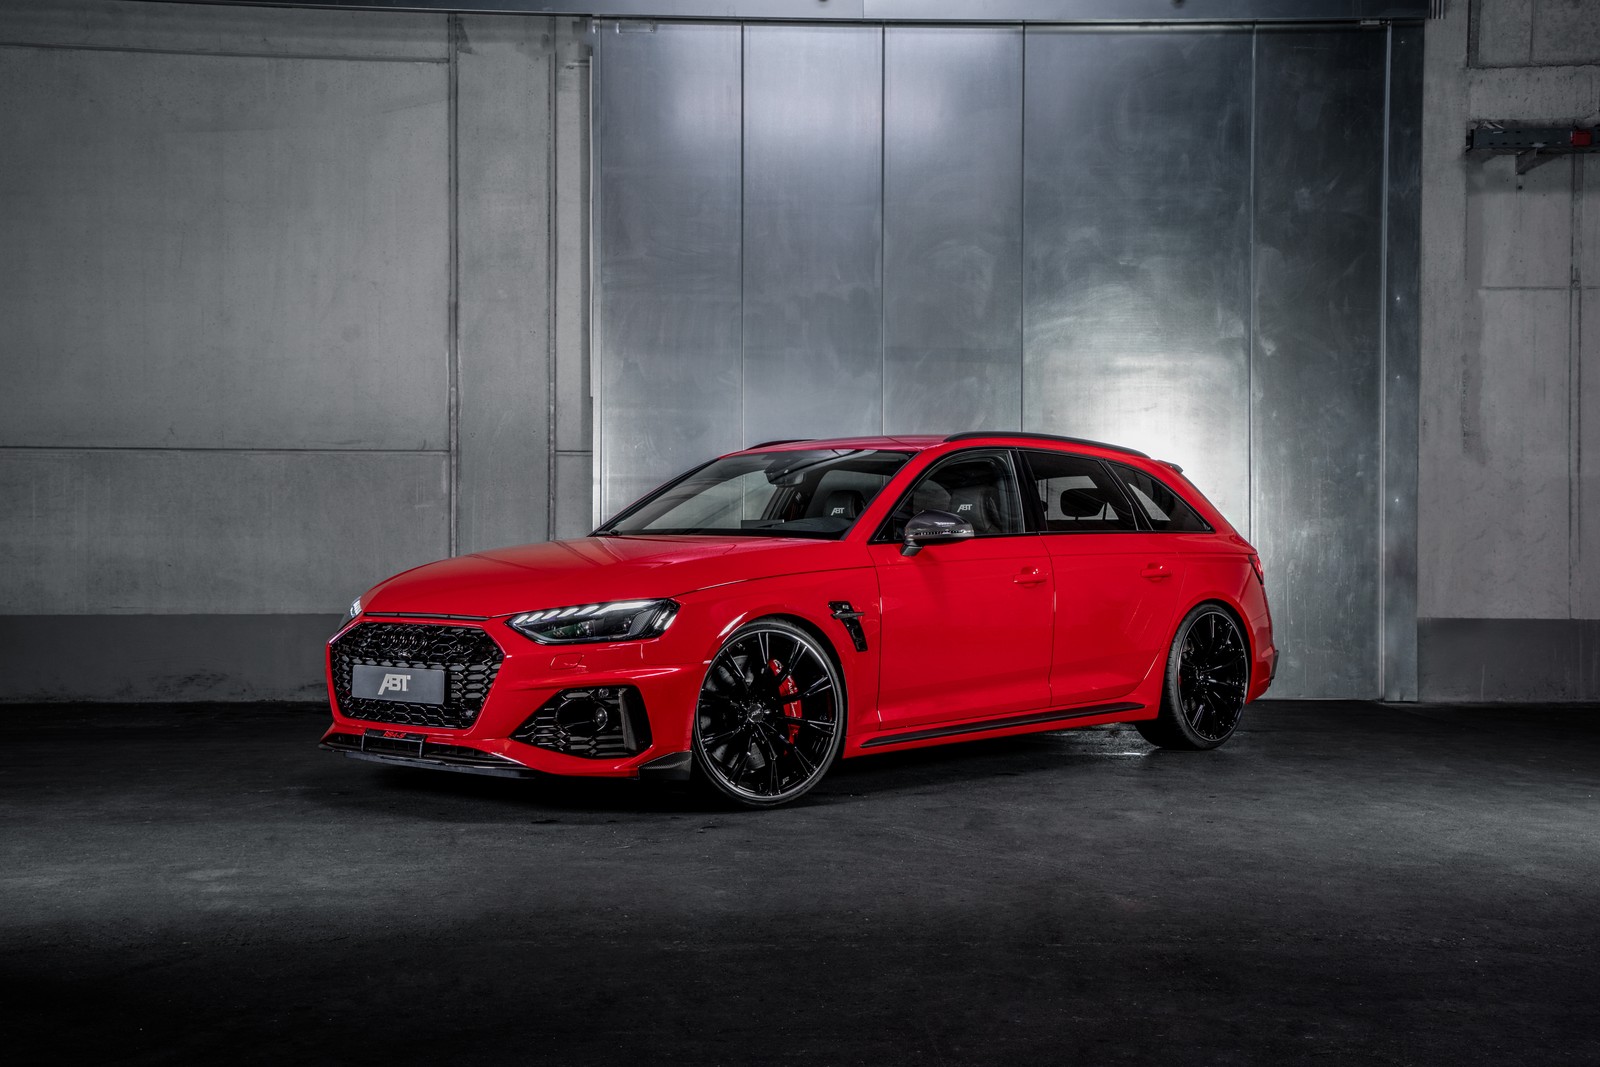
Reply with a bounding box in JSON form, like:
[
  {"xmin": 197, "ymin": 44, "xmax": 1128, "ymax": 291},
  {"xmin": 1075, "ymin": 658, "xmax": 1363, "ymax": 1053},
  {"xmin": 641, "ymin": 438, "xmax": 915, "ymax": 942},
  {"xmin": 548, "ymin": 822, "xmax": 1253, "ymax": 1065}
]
[
  {"xmin": 331, "ymin": 622, "xmax": 503, "ymax": 729},
  {"xmin": 513, "ymin": 686, "xmax": 651, "ymax": 759}
]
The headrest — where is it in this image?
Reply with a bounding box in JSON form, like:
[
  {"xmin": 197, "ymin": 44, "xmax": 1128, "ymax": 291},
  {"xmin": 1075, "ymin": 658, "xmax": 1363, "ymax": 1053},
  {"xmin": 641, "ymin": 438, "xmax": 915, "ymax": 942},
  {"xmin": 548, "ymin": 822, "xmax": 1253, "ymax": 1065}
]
[
  {"xmin": 947, "ymin": 485, "xmax": 997, "ymax": 529},
  {"xmin": 1060, "ymin": 487, "xmax": 1108, "ymax": 519},
  {"xmin": 817, "ymin": 489, "xmax": 865, "ymax": 520}
]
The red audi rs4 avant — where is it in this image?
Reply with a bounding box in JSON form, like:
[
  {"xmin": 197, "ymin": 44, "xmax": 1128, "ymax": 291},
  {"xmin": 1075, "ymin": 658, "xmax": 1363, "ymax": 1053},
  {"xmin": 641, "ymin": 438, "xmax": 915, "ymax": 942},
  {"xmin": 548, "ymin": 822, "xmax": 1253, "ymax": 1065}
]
[{"xmin": 322, "ymin": 432, "xmax": 1278, "ymax": 808}]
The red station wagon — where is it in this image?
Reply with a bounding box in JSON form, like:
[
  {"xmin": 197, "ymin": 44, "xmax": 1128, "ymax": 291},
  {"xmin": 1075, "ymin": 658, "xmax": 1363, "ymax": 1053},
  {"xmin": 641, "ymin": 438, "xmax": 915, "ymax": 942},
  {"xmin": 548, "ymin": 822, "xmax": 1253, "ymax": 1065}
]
[{"xmin": 322, "ymin": 432, "xmax": 1278, "ymax": 807}]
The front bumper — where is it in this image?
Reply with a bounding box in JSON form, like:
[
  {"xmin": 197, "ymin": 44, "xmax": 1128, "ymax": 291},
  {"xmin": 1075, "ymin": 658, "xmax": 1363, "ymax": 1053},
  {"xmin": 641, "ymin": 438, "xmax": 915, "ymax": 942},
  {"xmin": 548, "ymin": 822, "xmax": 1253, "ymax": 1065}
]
[{"xmin": 323, "ymin": 615, "xmax": 701, "ymax": 779}]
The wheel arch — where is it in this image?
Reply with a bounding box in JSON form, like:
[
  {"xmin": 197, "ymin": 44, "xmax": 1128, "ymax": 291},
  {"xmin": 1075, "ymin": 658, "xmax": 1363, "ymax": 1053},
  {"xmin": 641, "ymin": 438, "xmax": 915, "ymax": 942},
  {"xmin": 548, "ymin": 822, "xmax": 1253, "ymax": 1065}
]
[
  {"xmin": 1175, "ymin": 593, "xmax": 1255, "ymax": 664},
  {"xmin": 755, "ymin": 612, "xmax": 847, "ymax": 679},
  {"xmin": 708, "ymin": 611, "xmax": 850, "ymax": 715},
  {"xmin": 695, "ymin": 603, "xmax": 844, "ymax": 664},
  {"xmin": 1167, "ymin": 595, "xmax": 1257, "ymax": 705}
]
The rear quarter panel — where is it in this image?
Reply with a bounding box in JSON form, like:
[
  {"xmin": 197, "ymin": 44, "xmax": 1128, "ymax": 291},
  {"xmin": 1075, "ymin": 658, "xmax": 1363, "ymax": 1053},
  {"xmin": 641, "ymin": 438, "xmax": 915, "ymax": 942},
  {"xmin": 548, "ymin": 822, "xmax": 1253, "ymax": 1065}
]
[{"xmin": 1176, "ymin": 533, "xmax": 1275, "ymax": 701}]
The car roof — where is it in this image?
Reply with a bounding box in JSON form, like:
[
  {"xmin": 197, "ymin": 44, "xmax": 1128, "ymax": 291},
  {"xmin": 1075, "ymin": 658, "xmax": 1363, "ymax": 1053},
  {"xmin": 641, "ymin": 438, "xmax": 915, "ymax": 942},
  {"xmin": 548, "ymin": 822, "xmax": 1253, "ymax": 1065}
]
[
  {"xmin": 737, "ymin": 435, "xmax": 944, "ymax": 452},
  {"xmin": 735, "ymin": 431, "xmax": 1150, "ymax": 461}
]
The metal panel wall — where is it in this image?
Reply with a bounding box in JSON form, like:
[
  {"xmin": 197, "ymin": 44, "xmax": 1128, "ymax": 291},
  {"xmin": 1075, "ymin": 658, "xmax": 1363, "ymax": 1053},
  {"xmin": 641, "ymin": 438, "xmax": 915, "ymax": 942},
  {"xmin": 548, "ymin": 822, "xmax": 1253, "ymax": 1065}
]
[
  {"xmin": 592, "ymin": 20, "xmax": 1415, "ymax": 698},
  {"xmin": 743, "ymin": 25, "xmax": 883, "ymax": 442},
  {"xmin": 593, "ymin": 22, "xmax": 743, "ymax": 518},
  {"xmin": 882, "ymin": 26, "xmax": 1023, "ymax": 434},
  {"xmin": 457, "ymin": 15, "xmax": 554, "ymax": 555},
  {"xmin": 1252, "ymin": 27, "xmax": 1387, "ymax": 698},
  {"xmin": 1022, "ymin": 28, "xmax": 1254, "ymax": 528}
]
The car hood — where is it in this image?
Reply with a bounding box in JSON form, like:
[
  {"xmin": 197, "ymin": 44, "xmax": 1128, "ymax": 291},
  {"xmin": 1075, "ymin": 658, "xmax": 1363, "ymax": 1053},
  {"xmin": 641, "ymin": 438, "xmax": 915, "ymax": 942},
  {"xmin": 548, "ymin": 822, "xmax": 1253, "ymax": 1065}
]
[{"xmin": 361, "ymin": 535, "xmax": 859, "ymax": 618}]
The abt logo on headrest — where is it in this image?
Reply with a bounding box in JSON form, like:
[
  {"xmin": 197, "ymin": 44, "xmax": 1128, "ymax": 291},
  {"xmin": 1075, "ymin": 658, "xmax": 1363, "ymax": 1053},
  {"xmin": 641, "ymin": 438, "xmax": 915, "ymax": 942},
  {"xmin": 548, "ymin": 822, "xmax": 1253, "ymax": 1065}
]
[
  {"xmin": 831, "ymin": 507, "xmax": 847, "ymax": 516},
  {"xmin": 377, "ymin": 673, "xmax": 412, "ymax": 694},
  {"xmin": 956, "ymin": 503, "xmax": 974, "ymax": 512}
]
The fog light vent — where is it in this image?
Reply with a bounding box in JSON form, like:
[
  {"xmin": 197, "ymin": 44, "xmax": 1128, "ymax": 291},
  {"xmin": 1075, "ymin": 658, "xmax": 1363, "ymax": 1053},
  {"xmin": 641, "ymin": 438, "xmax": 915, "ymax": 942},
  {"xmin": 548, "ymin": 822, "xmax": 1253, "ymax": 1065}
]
[{"xmin": 513, "ymin": 686, "xmax": 651, "ymax": 759}]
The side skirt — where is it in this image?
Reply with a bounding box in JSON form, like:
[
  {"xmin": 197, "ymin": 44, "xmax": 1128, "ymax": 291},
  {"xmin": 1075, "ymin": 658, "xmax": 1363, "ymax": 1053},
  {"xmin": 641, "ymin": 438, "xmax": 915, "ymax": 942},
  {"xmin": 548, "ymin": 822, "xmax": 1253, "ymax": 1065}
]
[{"xmin": 856, "ymin": 702, "xmax": 1144, "ymax": 752}]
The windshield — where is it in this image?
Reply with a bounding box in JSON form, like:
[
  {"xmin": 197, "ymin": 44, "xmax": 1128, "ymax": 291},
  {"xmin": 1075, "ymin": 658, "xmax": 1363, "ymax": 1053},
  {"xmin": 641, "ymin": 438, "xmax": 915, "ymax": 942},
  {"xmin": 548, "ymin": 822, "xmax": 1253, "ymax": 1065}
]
[{"xmin": 600, "ymin": 449, "xmax": 912, "ymax": 539}]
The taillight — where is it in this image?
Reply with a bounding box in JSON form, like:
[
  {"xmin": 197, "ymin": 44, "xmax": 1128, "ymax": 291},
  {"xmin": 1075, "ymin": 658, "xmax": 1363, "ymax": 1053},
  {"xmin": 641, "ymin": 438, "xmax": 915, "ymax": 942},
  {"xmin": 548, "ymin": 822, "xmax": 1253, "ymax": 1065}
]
[{"xmin": 1248, "ymin": 553, "xmax": 1265, "ymax": 583}]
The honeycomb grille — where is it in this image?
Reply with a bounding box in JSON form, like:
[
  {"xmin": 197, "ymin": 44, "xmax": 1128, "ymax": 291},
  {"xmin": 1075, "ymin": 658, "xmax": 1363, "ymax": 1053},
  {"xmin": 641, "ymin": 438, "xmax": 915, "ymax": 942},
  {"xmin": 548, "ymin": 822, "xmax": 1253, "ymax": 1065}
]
[
  {"xmin": 331, "ymin": 623, "xmax": 503, "ymax": 729},
  {"xmin": 513, "ymin": 686, "xmax": 651, "ymax": 759}
]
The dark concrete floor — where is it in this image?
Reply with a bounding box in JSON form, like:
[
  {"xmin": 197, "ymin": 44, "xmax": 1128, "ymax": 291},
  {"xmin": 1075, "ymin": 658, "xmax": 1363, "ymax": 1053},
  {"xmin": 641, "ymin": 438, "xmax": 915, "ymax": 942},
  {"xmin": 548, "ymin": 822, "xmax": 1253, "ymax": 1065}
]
[{"xmin": 3, "ymin": 702, "xmax": 1599, "ymax": 1066}]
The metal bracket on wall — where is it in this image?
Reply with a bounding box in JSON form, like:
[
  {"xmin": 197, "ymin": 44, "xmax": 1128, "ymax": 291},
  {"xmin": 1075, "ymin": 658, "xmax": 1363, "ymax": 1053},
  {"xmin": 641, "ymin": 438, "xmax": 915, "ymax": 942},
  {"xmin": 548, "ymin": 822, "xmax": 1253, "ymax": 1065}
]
[{"xmin": 1466, "ymin": 123, "xmax": 1600, "ymax": 177}]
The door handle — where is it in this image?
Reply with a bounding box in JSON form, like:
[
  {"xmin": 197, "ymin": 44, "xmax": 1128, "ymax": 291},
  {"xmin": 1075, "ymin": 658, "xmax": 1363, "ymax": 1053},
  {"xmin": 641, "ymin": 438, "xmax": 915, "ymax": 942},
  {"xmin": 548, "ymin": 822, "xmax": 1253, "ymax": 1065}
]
[
  {"xmin": 1141, "ymin": 563, "xmax": 1172, "ymax": 581},
  {"xmin": 1013, "ymin": 567, "xmax": 1048, "ymax": 586}
]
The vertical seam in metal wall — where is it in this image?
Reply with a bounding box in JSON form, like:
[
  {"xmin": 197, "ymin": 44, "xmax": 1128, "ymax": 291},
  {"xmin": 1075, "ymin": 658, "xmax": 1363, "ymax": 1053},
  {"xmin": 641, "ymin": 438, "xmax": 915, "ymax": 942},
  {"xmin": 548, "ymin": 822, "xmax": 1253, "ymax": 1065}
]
[
  {"xmin": 588, "ymin": 23, "xmax": 602, "ymax": 527},
  {"xmin": 447, "ymin": 15, "xmax": 461, "ymax": 558},
  {"xmin": 1571, "ymin": 154, "xmax": 1583, "ymax": 618},
  {"xmin": 1377, "ymin": 23, "xmax": 1393, "ymax": 696},
  {"xmin": 1464, "ymin": 0, "xmax": 1479, "ymax": 67},
  {"xmin": 739, "ymin": 24, "xmax": 747, "ymax": 448},
  {"xmin": 1246, "ymin": 26, "xmax": 1257, "ymax": 543},
  {"xmin": 879, "ymin": 24, "xmax": 887, "ymax": 435},
  {"xmin": 546, "ymin": 31, "xmax": 559, "ymax": 541},
  {"xmin": 1018, "ymin": 25, "xmax": 1028, "ymax": 432}
]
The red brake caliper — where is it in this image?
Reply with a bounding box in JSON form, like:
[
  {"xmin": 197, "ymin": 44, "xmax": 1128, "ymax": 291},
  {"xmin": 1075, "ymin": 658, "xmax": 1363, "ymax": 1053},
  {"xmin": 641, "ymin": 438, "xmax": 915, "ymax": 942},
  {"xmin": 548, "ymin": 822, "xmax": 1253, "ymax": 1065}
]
[{"xmin": 769, "ymin": 658, "xmax": 802, "ymax": 744}]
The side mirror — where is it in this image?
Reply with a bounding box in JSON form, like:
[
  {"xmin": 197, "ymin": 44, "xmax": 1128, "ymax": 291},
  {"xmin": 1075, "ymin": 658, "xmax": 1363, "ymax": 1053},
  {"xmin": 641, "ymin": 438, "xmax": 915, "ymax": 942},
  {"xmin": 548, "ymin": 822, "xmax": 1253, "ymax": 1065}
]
[{"xmin": 901, "ymin": 510, "xmax": 975, "ymax": 557}]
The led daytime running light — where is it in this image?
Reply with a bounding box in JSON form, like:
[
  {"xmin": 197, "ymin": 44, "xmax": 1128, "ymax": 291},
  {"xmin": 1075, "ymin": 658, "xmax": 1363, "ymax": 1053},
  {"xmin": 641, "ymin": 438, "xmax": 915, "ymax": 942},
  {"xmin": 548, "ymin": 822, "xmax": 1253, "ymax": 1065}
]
[{"xmin": 509, "ymin": 599, "xmax": 678, "ymax": 645}]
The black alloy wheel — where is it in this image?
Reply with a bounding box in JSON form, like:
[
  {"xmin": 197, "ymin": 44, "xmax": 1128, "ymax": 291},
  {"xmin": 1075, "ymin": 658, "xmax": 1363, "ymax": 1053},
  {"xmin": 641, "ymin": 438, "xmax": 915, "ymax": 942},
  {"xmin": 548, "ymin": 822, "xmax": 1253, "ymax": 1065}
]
[
  {"xmin": 692, "ymin": 619, "xmax": 846, "ymax": 808},
  {"xmin": 1136, "ymin": 604, "xmax": 1250, "ymax": 751}
]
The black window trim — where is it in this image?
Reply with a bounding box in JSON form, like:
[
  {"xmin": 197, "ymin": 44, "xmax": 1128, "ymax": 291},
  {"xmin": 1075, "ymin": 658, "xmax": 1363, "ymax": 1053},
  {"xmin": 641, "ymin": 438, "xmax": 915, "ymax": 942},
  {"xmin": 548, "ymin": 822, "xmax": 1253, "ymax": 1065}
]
[
  {"xmin": 869, "ymin": 447, "xmax": 1034, "ymax": 545},
  {"xmin": 865, "ymin": 445, "xmax": 1215, "ymax": 544}
]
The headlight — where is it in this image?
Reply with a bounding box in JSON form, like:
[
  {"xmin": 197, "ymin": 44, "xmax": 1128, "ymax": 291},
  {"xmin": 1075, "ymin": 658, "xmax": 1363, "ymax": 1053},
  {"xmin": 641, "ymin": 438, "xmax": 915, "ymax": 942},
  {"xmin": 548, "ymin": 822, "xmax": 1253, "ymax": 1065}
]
[
  {"xmin": 347, "ymin": 596, "xmax": 363, "ymax": 620},
  {"xmin": 509, "ymin": 599, "xmax": 678, "ymax": 645}
]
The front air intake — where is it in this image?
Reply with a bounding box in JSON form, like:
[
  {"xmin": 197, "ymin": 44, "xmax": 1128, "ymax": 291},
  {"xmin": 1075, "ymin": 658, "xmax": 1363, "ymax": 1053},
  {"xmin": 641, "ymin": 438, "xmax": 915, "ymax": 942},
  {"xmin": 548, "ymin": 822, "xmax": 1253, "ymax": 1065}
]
[{"xmin": 513, "ymin": 686, "xmax": 652, "ymax": 759}]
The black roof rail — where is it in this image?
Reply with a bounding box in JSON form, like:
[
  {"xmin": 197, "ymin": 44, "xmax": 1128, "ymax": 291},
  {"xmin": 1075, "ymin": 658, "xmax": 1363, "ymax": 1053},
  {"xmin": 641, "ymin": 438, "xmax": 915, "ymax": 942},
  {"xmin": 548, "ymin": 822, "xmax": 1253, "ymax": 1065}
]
[
  {"xmin": 942, "ymin": 430, "xmax": 1150, "ymax": 459},
  {"xmin": 745, "ymin": 438, "xmax": 812, "ymax": 449}
]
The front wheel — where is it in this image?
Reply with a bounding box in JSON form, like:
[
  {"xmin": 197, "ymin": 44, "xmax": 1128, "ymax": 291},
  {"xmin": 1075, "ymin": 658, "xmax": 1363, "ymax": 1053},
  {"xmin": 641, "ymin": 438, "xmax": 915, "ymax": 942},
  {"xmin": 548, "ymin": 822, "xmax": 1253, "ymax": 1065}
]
[
  {"xmin": 1136, "ymin": 604, "xmax": 1250, "ymax": 751},
  {"xmin": 691, "ymin": 619, "xmax": 846, "ymax": 808}
]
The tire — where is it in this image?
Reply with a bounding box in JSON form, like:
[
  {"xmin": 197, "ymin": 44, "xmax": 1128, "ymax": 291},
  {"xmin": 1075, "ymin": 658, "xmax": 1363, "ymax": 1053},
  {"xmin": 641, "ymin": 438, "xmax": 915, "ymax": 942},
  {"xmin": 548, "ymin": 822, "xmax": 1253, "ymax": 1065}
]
[
  {"xmin": 1135, "ymin": 603, "xmax": 1250, "ymax": 751},
  {"xmin": 691, "ymin": 618, "xmax": 847, "ymax": 809}
]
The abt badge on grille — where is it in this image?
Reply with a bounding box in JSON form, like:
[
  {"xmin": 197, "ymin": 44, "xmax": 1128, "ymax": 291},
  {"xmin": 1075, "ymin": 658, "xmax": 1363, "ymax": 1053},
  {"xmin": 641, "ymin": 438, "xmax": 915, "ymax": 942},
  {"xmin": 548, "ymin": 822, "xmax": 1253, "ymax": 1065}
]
[{"xmin": 351, "ymin": 664, "xmax": 447, "ymax": 706}]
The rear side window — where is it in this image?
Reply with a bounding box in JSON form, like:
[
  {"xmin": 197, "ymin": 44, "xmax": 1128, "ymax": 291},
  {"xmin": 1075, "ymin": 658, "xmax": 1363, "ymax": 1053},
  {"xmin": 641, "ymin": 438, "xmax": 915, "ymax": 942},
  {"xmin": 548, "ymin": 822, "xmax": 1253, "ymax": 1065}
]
[
  {"xmin": 1020, "ymin": 451, "xmax": 1139, "ymax": 532},
  {"xmin": 1109, "ymin": 463, "xmax": 1211, "ymax": 532}
]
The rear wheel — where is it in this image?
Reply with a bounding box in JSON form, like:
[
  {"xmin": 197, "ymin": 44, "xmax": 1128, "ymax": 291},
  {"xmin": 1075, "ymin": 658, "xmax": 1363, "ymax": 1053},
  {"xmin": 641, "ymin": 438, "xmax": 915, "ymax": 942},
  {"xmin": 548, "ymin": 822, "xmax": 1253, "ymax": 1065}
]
[
  {"xmin": 692, "ymin": 619, "xmax": 846, "ymax": 808},
  {"xmin": 1136, "ymin": 604, "xmax": 1249, "ymax": 751}
]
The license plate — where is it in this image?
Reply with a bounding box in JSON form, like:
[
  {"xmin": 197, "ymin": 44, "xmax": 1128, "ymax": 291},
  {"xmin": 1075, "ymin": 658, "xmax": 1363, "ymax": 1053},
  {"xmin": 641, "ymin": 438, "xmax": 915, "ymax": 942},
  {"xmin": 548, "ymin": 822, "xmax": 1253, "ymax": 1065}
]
[{"xmin": 350, "ymin": 664, "xmax": 447, "ymax": 705}]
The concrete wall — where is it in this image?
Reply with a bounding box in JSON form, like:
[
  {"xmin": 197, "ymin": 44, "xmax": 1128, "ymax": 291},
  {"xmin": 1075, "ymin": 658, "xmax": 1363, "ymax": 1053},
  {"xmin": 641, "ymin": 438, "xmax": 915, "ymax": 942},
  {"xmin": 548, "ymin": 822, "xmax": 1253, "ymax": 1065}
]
[
  {"xmin": 0, "ymin": 0, "xmax": 592, "ymax": 700},
  {"xmin": 1419, "ymin": 0, "xmax": 1600, "ymax": 699}
]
